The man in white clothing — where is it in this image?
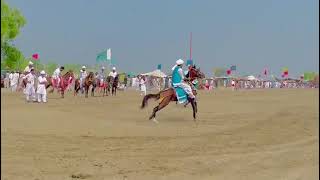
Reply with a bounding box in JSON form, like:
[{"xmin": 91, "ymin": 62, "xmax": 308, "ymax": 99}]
[
  {"xmin": 79, "ymin": 66, "xmax": 87, "ymax": 93},
  {"xmin": 10, "ymin": 71, "xmax": 19, "ymax": 92},
  {"xmin": 8, "ymin": 71, "xmax": 13, "ymax": 88},
  {"xmin": 37, "ymin": 70, "xmax": 48, "ymax": 103},
  {"xmin": 52, "ymin": 66, "xmax": 65, "ymax": 87},
  {"xmin": 98, "ymin": 66, "xmax": 106, "ymax": 87},
  {"xmin": 109, "ymin": 67, "xmax": 117, "ymax": 78},
  {"xmin": 139, "ymin": 75, "xmax": 147, "ymax": 96},
  {"xmin": 24, "ymin": 68, "xmax": 36, "ymax": 102}
]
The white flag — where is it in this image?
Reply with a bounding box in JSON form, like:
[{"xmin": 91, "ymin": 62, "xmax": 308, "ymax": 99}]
[{"xmin": 107, "ymin": 48, "xmax": 111, "ymax": 60}]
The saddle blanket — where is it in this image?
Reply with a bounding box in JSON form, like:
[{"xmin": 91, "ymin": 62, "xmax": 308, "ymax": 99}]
[{"xmin": 174, "ymin": 87, "xmax": 188, "ymax": 104}]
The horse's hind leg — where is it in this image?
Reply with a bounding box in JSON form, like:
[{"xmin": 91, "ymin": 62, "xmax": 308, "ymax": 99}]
[
  {"xmin": 189, "ymin": 98, "xmax": 196, "ymax": 120},
  {"xmin": 149, "ymin": 96, "xmax": 171, "ymax": 120}
]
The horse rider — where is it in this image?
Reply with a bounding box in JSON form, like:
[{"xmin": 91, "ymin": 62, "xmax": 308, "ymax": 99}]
[
  {"xmin": 109, "ymin": 67, "xmax": 118, "ymax": 78},
  {"xmin": 98, "ymin": 66, "xmax": 106, "ymax": 86},
  {"xmin": 24, "ymin": 61, "xmax": 34, "ymax": 74},
  {"xmin": 171, "ymin": 59, "xmax": 196, "ymax": 100},
  {"xmin": 80, "ymin": 66, "xmax": 87, "ymax": 93},
  {"xmin": 52, "ymin": 66, "xmax": 65, "ymax": 87}
]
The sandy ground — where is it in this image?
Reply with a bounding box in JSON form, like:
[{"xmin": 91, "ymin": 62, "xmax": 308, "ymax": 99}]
[{"xmin": 1, "ymin": 88, "xmax": 319, "ymax": 180}]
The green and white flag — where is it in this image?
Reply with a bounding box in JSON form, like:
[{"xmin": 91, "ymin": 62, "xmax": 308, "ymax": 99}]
[
  {"xmin": 107, "ymin": 48, "xmax": 111, "ymax": 60},
  {"xmin": 96, "ymin": 50, "xmax": 107, "ymax": 62}
]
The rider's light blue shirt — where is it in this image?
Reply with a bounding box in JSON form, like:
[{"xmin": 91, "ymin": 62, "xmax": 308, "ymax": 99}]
[{"xmin": 172, "ymin": 66, "xmax": 183, "ymax": 87}]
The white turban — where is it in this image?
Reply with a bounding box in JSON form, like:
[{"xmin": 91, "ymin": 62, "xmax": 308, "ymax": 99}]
[
  {"xmin": 40, "ymin": 70, "xmax": 46, "ymax": 75},
  {"xmin": 101, "ymin": 66, "xmax": 105, "ymax": 70},
  {"xmin": 112, "ymin": 67, "xmax": 116, "ymax": 70},
  {"xmin": 172, "ymin": 59, "xmax": 184, "ymax": 70},
  {"xmin": 82, "ymin": 66, "xmax": 86, "ymax": 69},
  {"xmin": 29, "ymin": 61, "xmax": 33, "ymax": 65}
]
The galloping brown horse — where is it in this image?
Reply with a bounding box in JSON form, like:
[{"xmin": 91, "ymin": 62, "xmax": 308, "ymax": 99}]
[
  {"xmin": 46, "ymin": 70, "xmax": 75, "ymax": 98},
  {"xmin": 74, "ymin": 72, "xmax": 96, "ymax": 98},
  {"xmin": 141, "ymin": 65, "xmax": 205, "ymax": 121}
]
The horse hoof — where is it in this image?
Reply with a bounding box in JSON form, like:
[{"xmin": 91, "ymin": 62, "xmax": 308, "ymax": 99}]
[{"xmin": 152, "ymin": 118, "xmax": 159, "ymax": 123}]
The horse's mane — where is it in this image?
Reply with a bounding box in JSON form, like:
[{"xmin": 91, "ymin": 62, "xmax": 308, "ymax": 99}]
[{"xmin": 87, "ymin": 72, "xmax": 94, "ymax": 79}]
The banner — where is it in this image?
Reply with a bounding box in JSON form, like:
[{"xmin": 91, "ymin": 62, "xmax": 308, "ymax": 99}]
[
  {"xmin": 226, "ymin": 69, "xmax": 231, "ymax": 75},
  {"xmin": 186, "ymin": 59, "xmax": 193, "ymax": 66},
  {"xmin": 230, "ymin": 65, "xmax": 236, "ymax": 71},
  {"xmin": 157, "ymin": 64, "xmax": 162, "ymax": 70}
]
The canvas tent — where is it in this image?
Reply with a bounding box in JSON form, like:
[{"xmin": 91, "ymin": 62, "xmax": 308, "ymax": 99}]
[
  {"xmin": 141, "ymin": 69, "xmax": 167, "ymax": 78},
  {"xmin": 140, "ymin": 69, "xmax": 167, "ymax": 90}
]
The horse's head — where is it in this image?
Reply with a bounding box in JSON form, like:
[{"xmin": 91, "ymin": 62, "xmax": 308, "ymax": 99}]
[
  {"xmin": 63, "ymin": 70, "xmax": 74, "ymax": 80},
  {"xmin": 87, "ymin": 72, "xmax": 95, "ymax": 80},
  {"xmin": 188, "ymin": 65, "xmax": 205, "ymax": 80}
]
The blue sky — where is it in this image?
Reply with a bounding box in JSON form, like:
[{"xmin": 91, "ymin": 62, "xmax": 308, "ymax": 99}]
[{"xmin": 8, "ymin": 0, "xmax": 319, "ymax": 76}]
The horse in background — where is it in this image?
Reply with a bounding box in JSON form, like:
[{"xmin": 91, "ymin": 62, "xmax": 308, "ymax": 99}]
[
  {"xmin": 46, "ymin": 70, "xmax": 75, "ymax": 98},
  {"xmin": 74, "ymin": 72, "xmax": 96, "ymax": 98}
]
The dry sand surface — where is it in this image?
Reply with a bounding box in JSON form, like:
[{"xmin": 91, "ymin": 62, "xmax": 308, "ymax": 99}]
[{"xmin": 1, "ymin": 88, "xmax": 319, "ymax": 180}]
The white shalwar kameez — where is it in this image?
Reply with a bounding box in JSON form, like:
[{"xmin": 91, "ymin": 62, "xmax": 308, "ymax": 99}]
[
  {"xmin": 10, "ymin": 73, "xmax": 19, "ymax": 92},
  {"xmin": 24, "ymin": 73, "xmax": 36, "ymax": 102},
  {"xmin": 79, "ymin": 70, "xmax": 87, "ymax": 92},
  {"xmin": 139, "ymin": 78, "xmax": 147, "ymax": 96},
  {"xmin": 37, "ymin": 76, "xmax": 47, "ymax": 102}
]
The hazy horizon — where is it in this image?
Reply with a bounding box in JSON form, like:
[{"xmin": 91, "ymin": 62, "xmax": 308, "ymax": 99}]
[{"xmin": 7, "ymin": 0, "xmax": 319, "ymax": 77}]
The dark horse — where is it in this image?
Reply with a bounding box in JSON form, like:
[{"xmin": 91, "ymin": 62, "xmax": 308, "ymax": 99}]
[
  {"xmin": 74, "ymin": 72, "xmax": 96, "ymax": 98},
  {"xmin": 45, "ymin": 70, "xmax": 75, "ymax": 98},
  {"xmin": 106, "ymin": 75, "xmax": 119, "ymax": 96},
  {"xmin": 141, "ymin": 65, "xmax": 205, "ymax": 121}
]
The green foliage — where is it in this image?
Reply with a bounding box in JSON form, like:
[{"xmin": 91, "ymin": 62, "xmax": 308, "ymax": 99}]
[
  {"xmin": 1, "ymin": 0, "xmax": 26, "ymax": 70},
  {"xmin": 1, "ymin": 0, "xmax": 26, "ymax": 42},
  {"xmin": 45, "ymin": 62, "xmax": 58, "ymax": 75}
]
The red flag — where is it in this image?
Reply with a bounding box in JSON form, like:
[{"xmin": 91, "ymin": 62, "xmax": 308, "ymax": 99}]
[
  {"xmin": 32, "ymin": 53, "xmax": 39, "ymax": 60},
  {"xmin": 284, "ymin": 71, "xmax": 288, "ymax": 76},
  {"xmin": 226, "ymin": 69, "xmax": 231, "ymax": 75}
]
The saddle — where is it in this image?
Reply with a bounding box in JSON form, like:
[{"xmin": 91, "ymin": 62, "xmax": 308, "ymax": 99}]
[
  {"xmin": 173, "ymin": 87, "xmax": 188, "ymax": 104},
  {"xmin": 172, "ymin": 81, "xmax": 197, "ymax": 104}
]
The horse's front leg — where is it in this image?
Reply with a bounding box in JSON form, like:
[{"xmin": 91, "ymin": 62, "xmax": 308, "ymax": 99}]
[
  {"xmin": 85, "ymin": 86, "xmax": 89, "ymax": 98},
  {"xmin": 91, "ymin": 85, "xmax": 95, "ymax": 96}
]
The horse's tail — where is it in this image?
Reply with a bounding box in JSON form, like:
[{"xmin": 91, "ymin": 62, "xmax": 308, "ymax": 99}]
[{"xmin": 141, "ymin": 93, "xmax": 160, "ymax": 109}]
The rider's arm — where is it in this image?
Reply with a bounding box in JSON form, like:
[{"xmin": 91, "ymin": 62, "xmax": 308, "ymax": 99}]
[{"xmin": 178, "ymin": 68, "xmax": 186, "ymax": 81}]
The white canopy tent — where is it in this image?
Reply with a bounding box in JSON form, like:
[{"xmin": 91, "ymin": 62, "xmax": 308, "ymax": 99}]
[
  {"xmin": 141, "ymin": 69, "xmax": 167, "ymax": 78},
  {"xmin": 247, "ymin": 75, "xmax": 257, "ymax": 81},
  {"xmin": 140, "ymin": 69, "xmax": 167, "ymax": 90}
]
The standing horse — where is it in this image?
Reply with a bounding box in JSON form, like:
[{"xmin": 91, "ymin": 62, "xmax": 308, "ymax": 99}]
[
  {"xmin": 46, "ymin": 70, "xmax": 75, "ymax": 98},
  {"xmin": 141, "ymin": 66, "xmax": 205, "ymax": 121},
  {"xmin": 111, "ymin": 75, "xmax": 119, "ymax": 96},
  {"xmin": 74, "ymin": 72, "xmax": 96, "ymax": 98},
  {"xmin": 106, "ymin": 75, "xmax": 119, "ymax": 96}
]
